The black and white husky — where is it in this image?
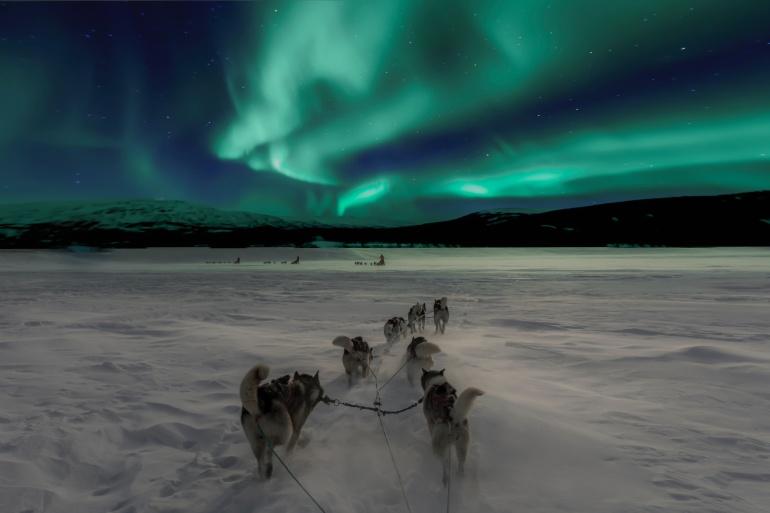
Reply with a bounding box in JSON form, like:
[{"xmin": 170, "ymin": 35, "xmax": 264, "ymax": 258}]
[
  {"xmin": 433, "ymin": 297, "xmax": 449, "ymax": 334},
  {"xmin": 384, "ymin": 316, "xmax": 408, "ymax": 343},
  {"xmin": 408, "ymin": 302, "xmax": 426, "ymax": 334},
  {"xmin": 421, "ymin": 369, "xmax": 484, "ymax": 485},
  {"xmin": 240, "ymin": 364, "xmax": 324, "ymax": 479},
  {"xmin": 405, "ymin": 336, "xmax": 441, "ymax": 385},
  {"xmin": 332, "ymin": 335, "xmax": 374, "ymax": 386}
]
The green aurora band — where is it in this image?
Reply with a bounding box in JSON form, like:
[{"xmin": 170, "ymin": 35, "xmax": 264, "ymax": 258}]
[
  {"xmin": 1, "ymin": 1, "xmax": 768, "ymax": 224},
  {"xmin": 213, "ymin": 0, "xmax": 770, "ymax": 220}
]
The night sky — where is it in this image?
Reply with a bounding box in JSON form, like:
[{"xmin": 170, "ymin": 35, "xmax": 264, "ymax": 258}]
[{"xmin": 2, "ymin": 1, "xmax": 770, "ymax": 225}]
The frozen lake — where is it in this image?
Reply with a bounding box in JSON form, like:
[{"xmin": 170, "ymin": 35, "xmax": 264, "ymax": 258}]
[{"xmin": 1, "ymin": 248, "xmax": 769, "ymax": 513}]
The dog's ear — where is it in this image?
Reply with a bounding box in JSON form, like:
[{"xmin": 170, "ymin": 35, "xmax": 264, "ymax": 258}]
[
  {"xmin": 422, "ymin": 368, "xmax": 428, "ymax": 374},
  {"xmin": 294, "ymin": 371, "xmax": 300, "ymax": 380},
  {"xmin": 439, "ymin": 369, "xmax": 445, "ymax": 375},
  {"xmin": 314, "ymin": 370, "xmax": 320, "ymax": 383}
]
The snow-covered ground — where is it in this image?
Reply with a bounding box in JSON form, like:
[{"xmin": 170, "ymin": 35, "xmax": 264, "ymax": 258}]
[{"xmin": 1, "ymin": 248, "xmax": 769, "ymax": 513}]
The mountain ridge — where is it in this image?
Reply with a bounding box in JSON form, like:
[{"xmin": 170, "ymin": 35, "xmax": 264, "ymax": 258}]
[{"xmin": 1, "ymin": 191, "xmax": 769, "ymax": 248}]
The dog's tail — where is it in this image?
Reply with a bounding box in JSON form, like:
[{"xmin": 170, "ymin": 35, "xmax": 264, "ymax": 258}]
[
  {"xmin": 414, "ymin": 341, "xmax": 441, "ymax": 358},
  {"xmin": 240, "ymin": 363, "xmax": 270, "ymax": 416},
  {"xmin": 332, "ymin": 335, "xmax": 355, "ymax": 352},
  {"xmin": 451, "ymin": 387, "xmax": 484, "ymax": 423}
]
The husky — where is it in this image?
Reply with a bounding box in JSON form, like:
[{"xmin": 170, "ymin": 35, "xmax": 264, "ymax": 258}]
[
  {"xmin": 408, "ymin": 302, "xmax": 427, "ymax": 334},
  {"xmin": 405, "ymin": 336, "xmax": 441, "ymax": 385},
  {"xmin": 421, "ymin": 369, "xmax": 484, "ymax": 485},
  {"xmin": 240, "ymin": 364, "xmax": 324, "ymax": 479},
  {"xmin": 384, "ymin": 316, "xmax": 408, "ymax": 343},
  {"xmin": 332, "ymin": 335, "xmax": 374, "ymax": 386},
  {"xmin": 433, "ymin": 297, "xmax": 449, "ymax": 334}
]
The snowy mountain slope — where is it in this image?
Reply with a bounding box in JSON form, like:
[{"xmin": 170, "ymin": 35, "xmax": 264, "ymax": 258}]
[
  {"xmin": 0, "ymin": 200, "xmax": 320, "ymax": 248},
  {"xmin": 0, "ymin": 199, "xmax": 309, "ymax": 229}
]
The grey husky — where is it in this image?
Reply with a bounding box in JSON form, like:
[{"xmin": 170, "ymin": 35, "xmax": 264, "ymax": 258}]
[
  {"xmin": 384, "ymin": 316, "xmax": 408, "ymax": 343},
  {"xmin": 408, "ymin": 302, "xmax": 427, "ymax": 334},
  {"xmin": 239, "ymin": 364, "xmax": 324, "ymax": 479},
  {"xmin": 332, "ymin": 335, "xmax": 374, "ymax": 386},
  {"xmin": 421, "ymin": 369, "xmax": 484, "ymax": 485},
  {"xmin": 405, "ymin": 336, "xmax": 441, "ymax": 385},
  {"xmin": 433, "ymin": 297, "xmax": 449, "ymax": 334}
]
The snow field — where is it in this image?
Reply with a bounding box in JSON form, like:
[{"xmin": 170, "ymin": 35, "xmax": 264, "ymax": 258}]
[{"xmin": 1, "ymin": 248, "xmax": 769, "ymax": 513}]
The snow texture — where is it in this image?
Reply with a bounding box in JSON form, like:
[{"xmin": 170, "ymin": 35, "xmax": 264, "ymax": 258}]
[{"xmin": 1, "ymin": 247, "xmax": 769, "ymax": 513}]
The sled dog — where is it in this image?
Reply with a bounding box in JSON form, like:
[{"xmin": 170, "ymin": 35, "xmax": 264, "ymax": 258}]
[
  {"xmin": 433, "ymin": 297, "xmax": 449, "ymax": 334},
  {"xmin": 384, "ymin": 316, "xmax": 408, "ymax": 343},
  {"xmin": 332, "ymin": 335, "xmax": 374, "ymax": 386},
  {"xmin": 421, "ymin": 369, "xmax": 483, "ymax": 485},
  {"xmin": 405, "ymin": 336, "xmax": 441, "ymax": 385},
  {"xmin": 408, "ymin": 302, "xmax": 427, "ymax": 334},
  {"xmin": 240, "ymin": 364, "xmax": 324, "ymax": 478}
]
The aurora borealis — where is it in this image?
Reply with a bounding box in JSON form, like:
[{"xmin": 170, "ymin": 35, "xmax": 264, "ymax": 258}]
[{"xmin": 1, "ymin": 1, "xmax": 770, "ymax": 225}]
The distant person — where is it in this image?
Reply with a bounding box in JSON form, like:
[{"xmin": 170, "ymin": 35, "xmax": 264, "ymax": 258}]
[
  {"xmin": 234, "ymin": 257, "xmax": 240, "ymax": 264},
  {"xmin": 377, "ymin": 254, "xmax": 385, "ymax": 266},
  {"xmin": 291, "ymin": 256, "xmax": 300, "ymax": 264}
]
